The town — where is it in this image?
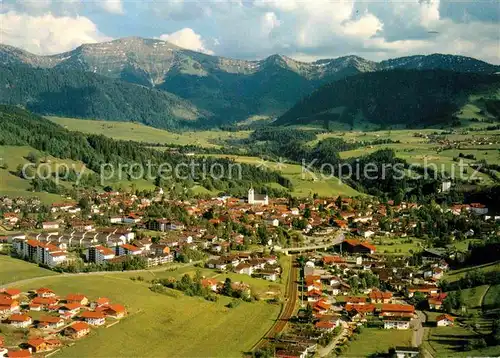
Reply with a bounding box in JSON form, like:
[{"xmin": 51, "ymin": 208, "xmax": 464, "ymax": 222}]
[{"xmin": 1, "ymin": 185, "xmax": 499, "ymax": 357}]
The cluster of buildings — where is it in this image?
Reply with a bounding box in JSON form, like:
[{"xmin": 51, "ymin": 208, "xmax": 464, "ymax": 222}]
[
  {"xmin": 0, "ymin": 287, "xmax": 126, "ymax": 357},
  {"xmin": 206, "ymin": 253, "xmax": 281, "ymax": 281},
  {"xmin": 272, "ymin": 243, "xmax": 460, "ymax": 357}
]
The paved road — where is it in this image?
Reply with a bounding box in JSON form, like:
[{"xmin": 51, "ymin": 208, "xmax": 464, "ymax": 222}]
[
  {"xmin": 412, "ymin": 310, "xmax": 426, "ymax": 347},
  {"xmin": 253, "ymin": 256, "xmax": 298, "ymax": 351},
  {"xmin": 318, "ymin": 321, "xmax": 349, "ymax": 357},
  {"xmin": 0, "ymin": 260, "xmax": 203, "ymax": 289}
]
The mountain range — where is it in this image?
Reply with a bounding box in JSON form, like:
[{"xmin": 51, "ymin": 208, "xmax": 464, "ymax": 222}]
[
  {"xmin": 1, "ymin": 37, "xmax": 499, "ymax": 129},
  {"xmin": 275, "ymin": 70, "xmax": 500, "ymax": 128}
]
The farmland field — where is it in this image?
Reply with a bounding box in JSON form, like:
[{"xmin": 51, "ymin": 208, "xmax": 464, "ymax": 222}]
[
  {"xmin": 49, "ymin": 116, "xmax": 251, "ymax": 148},
  {"xmin": 341, "ymin": 328, "xmax": 412, "ymax": 356},
  {"xmin": 0, "ymin": 255, "xmax": 57, "ymax": 286},
  {"xmin": 9, "ymin": 272, "xmax": 281, "ymax": 357}
]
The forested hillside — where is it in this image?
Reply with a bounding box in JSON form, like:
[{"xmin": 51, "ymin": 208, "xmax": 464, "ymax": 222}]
[
  {"xmin": 0, "ymin": 64, "xmax": 208, "ymax": 129},
  {"xmin": 0, "ymin": 106, "xmax": 291, "ymax": 197},
  {"xmin": 275, "ymin": 70, "xmax": 500, "ymax": 128}
]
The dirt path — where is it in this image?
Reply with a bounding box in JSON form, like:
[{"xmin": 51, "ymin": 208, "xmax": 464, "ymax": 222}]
[
  {"xmin": 318, "ymin": 322, "xmax": 349, "ymax": 357},
  {"xmin": 479, "ymin": 284, "xmax": 491, "ymax": 308}
]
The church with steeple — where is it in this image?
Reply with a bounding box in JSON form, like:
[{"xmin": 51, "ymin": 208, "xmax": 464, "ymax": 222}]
[{"xmin": 247, "ymin": 187, "xmax": 268, "ymax": 206}]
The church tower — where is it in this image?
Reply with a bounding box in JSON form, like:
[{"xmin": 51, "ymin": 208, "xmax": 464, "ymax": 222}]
[{"xmin": 248, "ymin": 187, "xmax": 255, "ymax": 204}]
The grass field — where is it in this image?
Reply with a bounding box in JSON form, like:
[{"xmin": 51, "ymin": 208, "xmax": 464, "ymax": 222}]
[
  {"xmin": 119, "ymin": 265, "xmax": 285, "ymax": 299},
  {"xmin": 341, "ymin": 328, "xmax": 412, "ymax": 356},
  {"xmin": 424, "ymin": 325, "xmax": 500, "ymax": 357},
  {"xmin": 483, "ymin": 284, "xmax": 500, "ymax": 311},
  {"xmin": 451, "ymin": 285, "xmax": 490, "ymax": 310},
  {"xmin": 444, "ymin": 261, "xmax": 500, "ymax": 283},
  {"xmin": 370, "ymin": 237, "xmax": 425, "ymax": 255},
  {"xmin": 202, "ymin": 154, "xmax": 362, "ymax": 198},
  {"xmin": 0, "ymin": 255, "xmax": 57, "ymax": 286},
  {"xmin": 49, "ymin": 116, "xmax": 251, "ymax": 148},
  {"xmin": 10, "ymin": 273, "xmax": 280, "ymax": 357}
]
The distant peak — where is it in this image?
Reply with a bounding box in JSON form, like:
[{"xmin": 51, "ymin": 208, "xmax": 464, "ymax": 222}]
[{"xmin": 261, "ymin": 54, "xmax": 295, "ymax": 66}]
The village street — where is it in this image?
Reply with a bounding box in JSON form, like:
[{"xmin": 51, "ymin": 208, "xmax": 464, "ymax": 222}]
[
  {"xmin": 412, "ymin": 310, "xmax": 426, "ymax": 347},
  {"xmin": 317, "ymin": 321, "xmax": 349, "ymax": 357}
]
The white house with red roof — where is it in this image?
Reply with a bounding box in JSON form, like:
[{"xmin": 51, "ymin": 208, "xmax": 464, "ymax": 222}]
[
  {"xmin": 37, "ymin": 316, "xmax": 65, "ymax": 330},
  {"xmin": 8, "ymin": 314, "xmax": 32, "ymax": 328},
  {"xmin": 436, "ymin": 314, "xmax": 455, "ymax": 327},
  {"xmin": 58, "ymin": 303, "xmax": 82, "ymax": 318},
  {"xmin": 0, "ymin": 297, "xmax": 20, "ymax": 314},
  {"xmin": 36, "ymin": 288, "xmax": 56, "ymax": 298},
  {"xmin": 80, "ymin": 311, "xmax": 106, "ymax": 326}
]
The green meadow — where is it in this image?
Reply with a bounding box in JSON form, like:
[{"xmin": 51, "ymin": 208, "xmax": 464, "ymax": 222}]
[
  {"xmin": 9, "ymin": 271, "xmax": 281, "ymax": 357},
  {"xmin": 0, "ymin": 255, "xmax": 57, "ymax": 286},
  {"xmin": 49, "ymin": 116, "xmax": 251, "ymax": 148}
]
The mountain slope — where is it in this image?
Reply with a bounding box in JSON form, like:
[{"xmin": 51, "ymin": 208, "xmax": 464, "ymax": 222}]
[
  {"xmin": 0, "ymin": 64, "xmax": 208, "ymax": 129},
  {"xmin": 379, "ymin": 54, "xmax": 500, "ymax": 73},
  {"xmin": 275, "ymin": 70, "xmax": 500, "ymax": 128},
  {"xmin": 1, "ymin": 38, "xmax": 499, "ymax": 125}
]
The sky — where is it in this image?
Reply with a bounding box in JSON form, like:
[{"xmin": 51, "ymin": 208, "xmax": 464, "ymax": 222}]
[{"xmin": 0, "ymin": 0, "xmax": 499, "ymax": 64}]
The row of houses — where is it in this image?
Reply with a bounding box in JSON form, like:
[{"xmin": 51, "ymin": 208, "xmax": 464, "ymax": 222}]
[
  {"xmin": 206, "ymin": 253, "xmax": 281, "ymax": 281},
  {"xmin": 0, "ymin": 287, "xmax": 127, "ymax": 357}
]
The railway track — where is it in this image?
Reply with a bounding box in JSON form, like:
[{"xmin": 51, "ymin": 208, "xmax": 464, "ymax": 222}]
[{"xmin": 253, "ymin": 256, "xmax": 298, "ymax": 351}]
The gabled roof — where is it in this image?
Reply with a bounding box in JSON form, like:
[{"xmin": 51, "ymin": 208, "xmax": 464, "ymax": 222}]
[
  {"xmin": 2, "ymin": 288, "xmax": 21, "ymax": 297},
  {"xmin": 66, "ymin": 294, "xmax": 87, "ymax": 301},
  {"xmin": 307, "ymin": 289, "xmax": 323, "ymax": 297},
  {"xmin": 60, "ymin": 303, "xmax": 82, "ymax": 311},
  {"xmin": 381, "ymin": 304, "xmax": 415, "ymax": 313},
  {"xmin": 39, "ymin": 316, "xmax": 63, "ymax": 323},
  {"xmin": 106, "ymin": 304, "xmax": 126, "ymax": 313},
  {"xmin": 9, "ymin": 314, "xmax": 31, "ymax": 322},
  {"xmin": 369, "ymin": 289, "xmax": 393, "ymax": 300},
  {"xmin": 81, "ymin": 311, "xmax": 106, "ymax": 319},
  {"xmin": 437, "ymin": 314, "xmax": 454, "ymax": 322},
  {"xmin": 345, "ymin": 303, "xmax": 375, "ymax": 313},
  {"xmin": 68, "ymin": 321, "xmax": 90, "ymax": 332},
  {"xmin": 6, "ymin": 350, "xmax": 31, "ymax": 357},
  {"xmin": 120, "ymin": 244, "xmax": 141, "ymax": 252},
  {"xmin": 315, "ymin": 321, "xmax": 335, "ymax": 329},
  {"xmin": 36, "ymin": 288, "xmax": 54, "ymax": 294}
]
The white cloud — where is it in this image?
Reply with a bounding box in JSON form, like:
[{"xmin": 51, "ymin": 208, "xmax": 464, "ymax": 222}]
[
  {"xmin": 342, "ymin": 13, "xmax": 383, "ymax": 38},
  {"xmin": 159, "ymin": 28, "xmax": 214, "ymax": 54},
  {"xmin": 99, "ymin": 0, "xmax": 124, "ymax": 15},
  {"xmin": 0, "ymin": 11, "xmax": 111, "ymax": 55},
  {"xmin": 1, "ymin": 0, "xmax": 498, "ymax": 64},
  {"xmin": 261, "ymin": 12, "xmax": 281, "ymax": 34}
]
